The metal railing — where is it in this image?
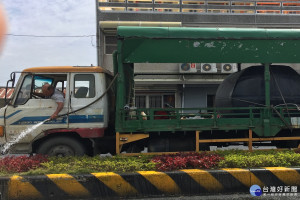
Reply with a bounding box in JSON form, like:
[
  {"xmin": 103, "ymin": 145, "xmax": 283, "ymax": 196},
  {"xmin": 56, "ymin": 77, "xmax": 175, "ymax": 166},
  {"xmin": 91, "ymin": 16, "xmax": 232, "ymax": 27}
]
[
  {"xmin": 117, "ymin": 106, "xmax": 300, "ymax": 133},
  {"xmin": 98, "ymin": 0, "xmax": 300, "ymax": 14},
  {"xmin": 124, "ymin": 107, "xmax": 261, "ymax": 121},
  {"xmin": 123, "ymin": 106, "xmax": 300, "ymax": 120}
]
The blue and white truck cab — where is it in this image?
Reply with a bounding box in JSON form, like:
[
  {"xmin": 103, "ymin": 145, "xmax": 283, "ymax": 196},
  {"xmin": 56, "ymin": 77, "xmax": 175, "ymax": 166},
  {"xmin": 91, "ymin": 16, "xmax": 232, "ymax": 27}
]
[{"xmin": 0, "ymin": 66, "xmax": 115, "ymax": 156}]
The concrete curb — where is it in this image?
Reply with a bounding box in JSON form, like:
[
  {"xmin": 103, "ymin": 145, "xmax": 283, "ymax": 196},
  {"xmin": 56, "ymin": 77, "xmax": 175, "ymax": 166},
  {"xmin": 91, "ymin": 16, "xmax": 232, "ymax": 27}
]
[{"xmin": 0, "ymin": 167, "xmax": 299, "ymax": 199}]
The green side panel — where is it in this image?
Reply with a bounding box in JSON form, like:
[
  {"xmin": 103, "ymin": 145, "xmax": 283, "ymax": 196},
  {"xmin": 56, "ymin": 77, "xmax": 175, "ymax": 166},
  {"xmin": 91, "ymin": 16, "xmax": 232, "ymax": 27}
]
[
  {"xmin": 253, "ymin": 117, "xmax": 284, "ymax": 137},
  {"xmin": 120, "ymin": 38, "xmax": 300, "ymax": 63},
  {"xmin": 117, "ymin": 27, "xmax": 300, "ymax": 63},
  {"xmin": 117, "ymin": 117, "xmax": 284, "ymax": 137},
  {"xmin": 115, "ymin": 40, "xmax": 125, "ymax": 130},
  {"xmin": 115, "ymin": 40, "xmax": 135, "ymax": 130},
  {"xmin": 113, "ymin": 51, "xmax": 118, "ymax": 75}
]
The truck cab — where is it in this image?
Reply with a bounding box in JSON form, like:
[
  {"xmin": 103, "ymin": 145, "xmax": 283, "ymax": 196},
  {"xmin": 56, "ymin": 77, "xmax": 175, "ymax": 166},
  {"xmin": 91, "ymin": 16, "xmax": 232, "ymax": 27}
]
[{"xmin": 0, "ymin": 66, "xmax": 114, "ymax": 156}]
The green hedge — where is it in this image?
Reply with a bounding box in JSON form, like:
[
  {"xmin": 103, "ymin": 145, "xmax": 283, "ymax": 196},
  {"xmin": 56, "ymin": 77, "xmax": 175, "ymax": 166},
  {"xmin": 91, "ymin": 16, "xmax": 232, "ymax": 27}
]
[
  {"xmin": 0, "ymin": 149, "xmax": 299, "ymax": 176},
  {"xmin": 24, "ymin": 155, "xmax": 155, "ymax": 175},
  {"xmin": 217, "ymin": 149, "xmax": 300, "ymax": 168}
]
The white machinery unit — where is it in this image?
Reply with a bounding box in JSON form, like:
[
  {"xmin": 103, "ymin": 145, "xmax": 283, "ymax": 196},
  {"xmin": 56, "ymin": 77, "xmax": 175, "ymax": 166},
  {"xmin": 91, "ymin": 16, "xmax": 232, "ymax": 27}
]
[
  {"xmin": 179, "ymin": 63, "xmax": 197, "ymax": 73},
  {"xmin": 200, "ymin": 63, "xmax": 217, "ymax": 73},
  {"xmin": 221, "ymin": 63, "xmax": 238, "ymax": 73}
]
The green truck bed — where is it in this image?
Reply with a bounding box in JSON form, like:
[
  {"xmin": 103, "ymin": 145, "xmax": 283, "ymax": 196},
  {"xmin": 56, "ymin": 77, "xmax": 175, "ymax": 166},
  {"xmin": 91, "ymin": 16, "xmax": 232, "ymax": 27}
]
[{"xmin": 114, "ymin": 27, "xmax": 300, "ymax": 137}]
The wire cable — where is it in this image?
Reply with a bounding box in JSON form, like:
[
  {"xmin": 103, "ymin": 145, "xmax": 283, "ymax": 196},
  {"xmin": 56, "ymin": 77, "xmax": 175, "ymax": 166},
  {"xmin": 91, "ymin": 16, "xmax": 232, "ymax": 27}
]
[{"xmin": 271, "ymin": 70, "xmax": 291, "ymax": 119}]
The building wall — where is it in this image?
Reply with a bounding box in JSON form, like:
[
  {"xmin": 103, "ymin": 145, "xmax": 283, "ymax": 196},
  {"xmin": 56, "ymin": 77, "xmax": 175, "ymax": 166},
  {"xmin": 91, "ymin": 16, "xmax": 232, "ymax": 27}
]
[
  {"xmin": 183, "ymin": 85, "xmax": 218, "ymax": 109},
  {"xmin": 96, "ymin": 0, "xmax": 300, "ymax": 109}
]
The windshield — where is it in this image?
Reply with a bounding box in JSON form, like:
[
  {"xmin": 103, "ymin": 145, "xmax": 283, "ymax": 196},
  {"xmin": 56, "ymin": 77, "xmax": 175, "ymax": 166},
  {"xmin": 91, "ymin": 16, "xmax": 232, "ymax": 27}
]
[
  {"xmin": 15, "ymin": 75, "xmax": 32, "ymax": 105},
  {"xmin": 33, "ymin": 75, "xmax": 53, "ymax": 96},
  {"xmin": 14, "ymin": 75, "xmax": 54, "ymax": 105}
]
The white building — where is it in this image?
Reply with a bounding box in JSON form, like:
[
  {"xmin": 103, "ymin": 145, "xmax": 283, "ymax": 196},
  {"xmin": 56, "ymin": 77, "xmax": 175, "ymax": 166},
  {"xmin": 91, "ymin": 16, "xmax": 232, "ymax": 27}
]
[{"xmin": 96, "ymin": 0, "xmax": 300, "ymax": 109}]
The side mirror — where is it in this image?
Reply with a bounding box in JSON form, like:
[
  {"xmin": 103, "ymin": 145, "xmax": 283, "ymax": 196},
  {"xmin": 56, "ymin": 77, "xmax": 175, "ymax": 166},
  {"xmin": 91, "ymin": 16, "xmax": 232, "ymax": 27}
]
[{"xmin": 4, "ymin": 80, "xmax": 13, "ymax": 105}]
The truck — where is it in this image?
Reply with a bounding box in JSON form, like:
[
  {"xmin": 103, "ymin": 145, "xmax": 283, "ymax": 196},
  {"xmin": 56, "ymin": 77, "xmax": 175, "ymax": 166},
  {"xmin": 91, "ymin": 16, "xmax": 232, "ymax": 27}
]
[{"xmin": 1, "ymin": 26, "xmax": 300, "ymax": 156}]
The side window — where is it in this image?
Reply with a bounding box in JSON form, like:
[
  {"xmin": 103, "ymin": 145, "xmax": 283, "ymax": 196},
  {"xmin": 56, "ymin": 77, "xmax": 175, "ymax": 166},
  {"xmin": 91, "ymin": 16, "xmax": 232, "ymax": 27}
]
[
  {"xmin": 105, "ymin": 35, "xmax": 117, "ymax": 55},
  {"xmin": 15, "ymin": 75, "xmax": 33, "ymax": 105},
  {"xmin": 163, "ymin": 95, "xmax": 175, "ymax": 108},
  {"xmin": 135, "ymin": 94, "xmax": 175, "ymax": 108},
  {"xmin": 135, "ymin": 96, "xmax": 146, "ymax": 108},
  {"xmin": 74, "ymin": 74, "xmax": 95, "ymax": 98},
  {"xmin": 207, "ymin": 94, "xmax": 215, "ymax": 107},
  {"xmin": 149, "ymin": 96, "xmax": 162, "ymax": 108}
]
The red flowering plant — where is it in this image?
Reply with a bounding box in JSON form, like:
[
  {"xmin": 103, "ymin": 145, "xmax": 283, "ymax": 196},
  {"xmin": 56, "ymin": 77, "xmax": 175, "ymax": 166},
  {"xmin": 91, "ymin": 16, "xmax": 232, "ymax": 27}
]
[
  {"xmin": 0, "ymin": 154, "xmax": 48, "ymax": 173},
  {"xmin": 151, "ymin": 152, "xmax": 224, "ymax": 171}
]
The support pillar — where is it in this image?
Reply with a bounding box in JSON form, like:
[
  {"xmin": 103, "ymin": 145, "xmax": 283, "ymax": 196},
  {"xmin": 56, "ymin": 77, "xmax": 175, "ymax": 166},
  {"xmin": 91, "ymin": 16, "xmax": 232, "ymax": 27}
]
[
  {"xmin": 196, "ymin": 131, "xmax": 200, "ymax": 152},
  {"xmin": 264, "ymin": 63, "xmax": 271, "ymax": 136},
  {"xmin": 248, "ymin": 129, "xmax": 253, "ymax": 152},
  {"xmin": 116, "ymin": 132, "xmax": 120, "ymax": 155},
  {"xmin": 264, "ymin": 63, "xmax": 271, "ymax": 108}
]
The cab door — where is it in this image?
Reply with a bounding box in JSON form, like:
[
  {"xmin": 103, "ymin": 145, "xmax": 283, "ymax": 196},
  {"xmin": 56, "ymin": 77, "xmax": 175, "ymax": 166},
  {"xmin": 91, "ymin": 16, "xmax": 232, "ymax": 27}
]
[
  {"xmin": 4, "ymin": 74, "xmax": 69, "ymax": 150},
  {"xmin": 68, "ymin": 73, "xmax": 108, "ymax": 131}
]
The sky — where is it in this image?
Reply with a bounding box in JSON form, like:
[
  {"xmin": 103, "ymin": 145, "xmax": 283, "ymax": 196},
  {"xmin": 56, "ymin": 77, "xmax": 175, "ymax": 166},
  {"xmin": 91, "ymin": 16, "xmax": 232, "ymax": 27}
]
[{"xmin": 0, "ymin": 0, "xmax": 97, "ymax": 86}]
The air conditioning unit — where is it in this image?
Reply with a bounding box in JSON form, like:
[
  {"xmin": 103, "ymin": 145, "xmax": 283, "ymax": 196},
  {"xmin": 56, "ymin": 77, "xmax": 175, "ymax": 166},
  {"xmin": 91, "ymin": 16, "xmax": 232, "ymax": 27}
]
[
  {"xmin": 200, "ymin": 63, "xmax": 217, "ymax": 73},
  {"xmin": 221, "ymin": 63, "xmax": 238, "ymax": 73},
  {"xmin": 179, "ymin": 63, "xmax": 197, "ymax": 73}
]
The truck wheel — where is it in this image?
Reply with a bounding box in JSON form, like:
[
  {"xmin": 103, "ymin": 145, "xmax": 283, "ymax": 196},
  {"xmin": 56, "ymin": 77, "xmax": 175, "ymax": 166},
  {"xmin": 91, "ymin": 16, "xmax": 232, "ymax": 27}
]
[{"xmin": 36, "ymin": 137, "xmax": 86, "ymax": 156}]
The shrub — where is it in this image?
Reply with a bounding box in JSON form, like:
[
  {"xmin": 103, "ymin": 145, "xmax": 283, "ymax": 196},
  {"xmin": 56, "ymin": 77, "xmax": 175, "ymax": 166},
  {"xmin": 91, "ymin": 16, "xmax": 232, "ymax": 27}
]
[
  {"xmin": 0, "ymin": 154, "xmax": 48, "ymax": 173},
  {"xmin": 151, "ymin": 152, "xmax": 224, "ymax": 171},
  {"xmin": 1, "ymin": 150, "xmax": 300, "ymax": 176},
  {"xmin": 294, "ymin": 148, "xmax": 300, "ymax": 154},
  {"xmin": 218, "ymin": 151, "xmax": 300, "ymax": 168},
  {"xmin": 27, "ymin": 155, "xmax": 156, "ymax": 175}
]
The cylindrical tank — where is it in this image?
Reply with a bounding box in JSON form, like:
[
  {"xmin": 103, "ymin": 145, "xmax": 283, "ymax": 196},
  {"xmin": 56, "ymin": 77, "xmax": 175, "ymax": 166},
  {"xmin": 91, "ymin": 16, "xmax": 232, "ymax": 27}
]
[{"xmin": 215, "ymin": 65, "xmax": 300, "ymax": 108}]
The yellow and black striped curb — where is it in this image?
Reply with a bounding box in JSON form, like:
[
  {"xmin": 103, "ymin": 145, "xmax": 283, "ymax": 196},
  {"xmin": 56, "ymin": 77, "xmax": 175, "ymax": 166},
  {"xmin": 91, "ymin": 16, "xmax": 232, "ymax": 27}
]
[{"xmin": 0, "ymin": 167, "xmax": 299, "ymax": 199}]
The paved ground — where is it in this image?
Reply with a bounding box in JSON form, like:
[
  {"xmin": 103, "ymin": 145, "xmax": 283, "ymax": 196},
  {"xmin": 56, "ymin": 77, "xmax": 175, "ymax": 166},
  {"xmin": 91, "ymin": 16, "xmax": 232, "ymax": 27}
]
[
  {"xmin": 74, "ymin": 194, "xmax": 299, "ymax": 200},
  {"xmin": 134, "ymin": 194, "xmax": 299, "ymax": 200}
]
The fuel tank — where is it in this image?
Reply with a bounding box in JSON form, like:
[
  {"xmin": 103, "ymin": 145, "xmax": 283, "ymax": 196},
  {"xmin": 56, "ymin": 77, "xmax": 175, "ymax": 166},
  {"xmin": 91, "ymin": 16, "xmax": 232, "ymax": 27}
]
[{"xmin": 215, "ymin": 65, "xmax": 300, "ymax": 108}]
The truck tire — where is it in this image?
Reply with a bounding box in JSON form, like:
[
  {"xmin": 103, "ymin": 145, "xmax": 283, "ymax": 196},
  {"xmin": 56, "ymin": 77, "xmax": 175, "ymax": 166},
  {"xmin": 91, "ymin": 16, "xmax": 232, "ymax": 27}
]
[{"xmin": 36, "ymin": 137, "xmax": 86, "ymax": 156}]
